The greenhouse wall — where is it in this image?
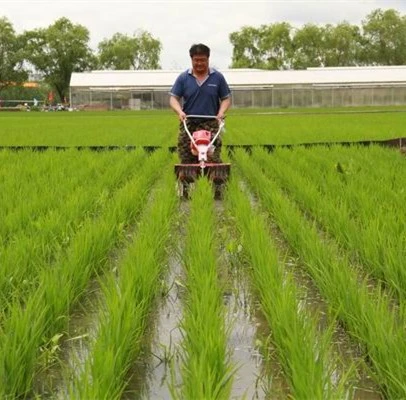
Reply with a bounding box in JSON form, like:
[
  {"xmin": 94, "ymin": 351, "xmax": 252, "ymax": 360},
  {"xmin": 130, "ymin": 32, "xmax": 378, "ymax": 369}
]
[{"xmin": 70, "ymin": 85, "xmax": 406, "ymax": 110}]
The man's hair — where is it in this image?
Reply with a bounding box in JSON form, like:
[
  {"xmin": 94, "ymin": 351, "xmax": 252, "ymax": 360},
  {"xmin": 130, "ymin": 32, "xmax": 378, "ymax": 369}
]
[{"xmin": 189, "ymin": 43, "xmax": 210, "ymax": 58}]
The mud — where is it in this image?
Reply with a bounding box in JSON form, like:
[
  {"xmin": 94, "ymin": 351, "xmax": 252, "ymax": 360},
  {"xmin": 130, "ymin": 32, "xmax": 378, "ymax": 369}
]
[
  {"xmin": 133, "ymin": 251, "xmax": 185, "ymax": 399},
  {"xmin": 216, "ymin": 199, "xmax": 289, "ymax": 400},
  {"xmin": 37, "ymin": 278, "xmax": 102, "ymax": 398}
]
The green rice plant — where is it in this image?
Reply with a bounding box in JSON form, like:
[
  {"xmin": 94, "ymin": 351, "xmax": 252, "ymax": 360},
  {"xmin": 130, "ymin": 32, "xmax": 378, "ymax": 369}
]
[
  {"xmin": 225, "ymin": 175, "xmax": 351, "ymax": 399},
  {"xmin": 233, "ymin": 149, "xmax": 406, "ymax": 398},
  {"xmin": 0, "ymin": 111, "xmax": 177, "ymax": 146},
  {"xmin": 256, "ymin": 146, "xmax": 406, "ymax": 300},
  {"xmin": 0, "ymin": 149, "xmax": 147, "ymax": 314},
  {"xmin": 69, "ymin": 163, "xmax": 177, "ymax": 398},
  {"xmin": 0, "ymin": 107, "xmax": 405, "ymax": 146},
  {"xmin": 289, "ymin": 144, "xmax": 405, "ymax": 216},
  {"xmin": 172, "ymin": 178, "xmax": 234, "ymax": 400},
  {"xmin": 225, "ymin": 110, "xmax": 406, "ymax": 145},
  {"xmin": 0, "ymin": 150, "xmax": 170, "ymax": 398}
]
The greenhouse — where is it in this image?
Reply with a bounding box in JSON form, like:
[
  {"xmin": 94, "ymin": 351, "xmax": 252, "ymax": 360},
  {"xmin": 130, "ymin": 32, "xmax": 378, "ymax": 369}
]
[{"xmin": 69, "ymin": 66, "xmax": 406, "ymax": 110}]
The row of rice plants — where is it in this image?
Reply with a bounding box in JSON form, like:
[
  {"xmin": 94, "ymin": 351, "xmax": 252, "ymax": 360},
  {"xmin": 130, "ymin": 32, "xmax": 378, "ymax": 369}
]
[
  {"xmin": 0, "ymin": 149, "xmax": 170, "ymax": 398},
  {"xmin": 0, "ymin": 149, "xmax": 149, "ymax": 240},
  {"xmin": 173, "ymin": 179, "xmax": 233, "ymax": 399},
  {"xmin": 69, "ymin": 164, "xmax": 178, "ymax": 398},
  {"xmin": 262, "ymin": 146, "xmax": 406, "ymax": 300},
  {"xmin": 1, "ymin": 107, "xmax": 404, "ymax": 147},
  {"xmin": 0, "ymin": 149, "xmax": 111, "ymax": 239},
  {"xmin": 0, "ymin": 112, "xmax": 177, "ymax": 146},
  {"xmin": 224, "ymin": 111, "xmax": 406, "ymax": 145},
  {"xmin": 233, "ymin": 149, "xmax": 406, "ymax": 398},
  {"xmin": 291, "ymin": 144, "xmax": 405, "ymax": 216},
  {"xmin": 0, "ymin": 150, "xmax": 147, "ymax": 313},
  {"xmin": 225, "ymin": 175, "xmax": 350, "ymax": 399}
]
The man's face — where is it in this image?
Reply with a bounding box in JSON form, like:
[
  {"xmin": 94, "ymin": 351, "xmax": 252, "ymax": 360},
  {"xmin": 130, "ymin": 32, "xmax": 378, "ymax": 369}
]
[{"xmin": 192, "ymin": 54, "xmax": 209, "ymax": 74}]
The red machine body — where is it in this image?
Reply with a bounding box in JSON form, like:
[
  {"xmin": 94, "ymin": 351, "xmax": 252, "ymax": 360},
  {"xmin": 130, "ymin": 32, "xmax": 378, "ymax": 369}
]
[
  {"xmin": 190, "ymin": 130, "xmax": 212, "ymax": 156},
  {"xmin": 175, "ymin": 115, "xmax": 230, "ymax": 199}
]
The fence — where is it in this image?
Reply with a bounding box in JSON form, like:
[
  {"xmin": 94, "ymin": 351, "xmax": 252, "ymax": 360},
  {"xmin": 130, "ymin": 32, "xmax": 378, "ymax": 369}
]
[{"xmin": 69, "ymin": 85, "xmax": 406, "ymax": 111}]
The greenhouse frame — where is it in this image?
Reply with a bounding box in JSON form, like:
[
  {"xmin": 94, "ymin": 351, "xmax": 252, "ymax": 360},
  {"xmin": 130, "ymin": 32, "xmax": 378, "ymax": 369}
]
[{"xmin": 69, "ymin": 66, "xmax": 406, "ymax": 110}]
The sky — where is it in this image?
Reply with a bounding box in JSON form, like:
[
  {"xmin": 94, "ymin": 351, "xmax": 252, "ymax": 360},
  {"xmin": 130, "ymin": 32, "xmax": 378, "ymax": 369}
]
[{"xmin": 1, "ymin": 0, "xmax": 406, "ymax": 70}]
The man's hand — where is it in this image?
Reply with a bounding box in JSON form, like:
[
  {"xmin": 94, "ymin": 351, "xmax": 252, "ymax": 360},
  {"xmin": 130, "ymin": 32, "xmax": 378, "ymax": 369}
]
[
  {"xmin": 169, "ymin": 95, "xmax": 186, "ymax": 121},
  {"xmin": 178, "ymin": 111, "xmax": 187, "ymax": 121},
  {"xmin": 216, "ymin": 112, "xmax": 225, "ymax": 121},
  {"xmin": 217, "ymin": 96, "xmax": 231, "ymax": 121}
]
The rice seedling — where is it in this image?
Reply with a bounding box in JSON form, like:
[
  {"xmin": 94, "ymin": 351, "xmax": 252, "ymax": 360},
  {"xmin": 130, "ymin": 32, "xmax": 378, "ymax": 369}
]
[
  {"xmin": 0, "ymin": 111, "xmax": 177, "ymax": 146},
  {"xmin": 256, "ymin": 146, "xmax": 406, "ymax": 300},
  {"xmin": 225, "ymin": 174, "xmax": 351, "ymax": 399},
  {"xmin": 172, "ymin": 178, "xmax": 234, "ymax": 400},
  {"xmin": 0, "ymin": 150, "xmax": 170, "ymax": 398},
  {"xmin": 68, "ymin": 164, "xmax": 177, "ymax": 399},
  {"xmin": 233, "ymin": 149, "xmax": 406, "ymax": 398},
  {"xmin": 1, "ymin": 107, "xmax": 405, "ymax": 146},
  {"xmin": 0, "ymin": 149, "xmax": 147, "ymax": 314}
]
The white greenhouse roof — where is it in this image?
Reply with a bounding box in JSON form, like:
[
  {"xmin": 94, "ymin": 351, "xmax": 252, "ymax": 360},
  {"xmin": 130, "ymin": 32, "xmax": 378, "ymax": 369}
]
[{"xmin": 70, "ymin": 66, "xmax": 406, "ymax": 90}]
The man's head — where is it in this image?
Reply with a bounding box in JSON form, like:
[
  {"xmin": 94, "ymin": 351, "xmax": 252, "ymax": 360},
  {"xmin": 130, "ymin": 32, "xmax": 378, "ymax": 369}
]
[
  {"xmin": 189, "ymin": 43, "xmax": 210, "ymax": 58},
  {"xmin": 189, "ymin": 43, "xmax": 210, "ymax": 74}
]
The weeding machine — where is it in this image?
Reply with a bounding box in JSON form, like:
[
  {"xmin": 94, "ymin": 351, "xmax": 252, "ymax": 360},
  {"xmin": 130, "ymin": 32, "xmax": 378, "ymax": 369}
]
[{"xmin": 174, "ymin": 115, "xmax": 231, "ymax": 199}]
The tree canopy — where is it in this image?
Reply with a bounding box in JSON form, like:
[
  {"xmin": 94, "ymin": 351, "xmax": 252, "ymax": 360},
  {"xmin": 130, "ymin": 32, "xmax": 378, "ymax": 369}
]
[
  {"xmin": 361, "ymin": 8, "xmax": 406, "ymax": 65},
  {"xmin": 21, "ymin": 17, "xmax": 96, "ymax": 102},
  {"xmin": 230, "ymin": 8, "xmax": 406, "ymax": 69},
  {"xmin": 0, "ymin": 17, "xmax": 27, "ymax": 92},
  {"xmin": 98, "ymin": 30, "xmax": 161, "ymax": 70}
]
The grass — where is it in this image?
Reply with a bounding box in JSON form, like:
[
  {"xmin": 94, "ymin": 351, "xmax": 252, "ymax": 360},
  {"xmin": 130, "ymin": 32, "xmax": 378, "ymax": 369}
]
[{"xmin": 0, "ymin": 106, "xmax": 405, "ymax": 146}]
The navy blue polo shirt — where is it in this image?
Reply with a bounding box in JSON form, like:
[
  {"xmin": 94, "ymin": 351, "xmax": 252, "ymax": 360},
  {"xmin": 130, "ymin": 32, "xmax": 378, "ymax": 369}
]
[{"xmin": 169, "ymin": 68, "xmax": 231, "ymax": 116}]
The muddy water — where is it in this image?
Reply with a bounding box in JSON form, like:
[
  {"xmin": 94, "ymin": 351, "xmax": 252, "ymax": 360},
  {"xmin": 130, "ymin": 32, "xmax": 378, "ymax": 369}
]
[
  {"xmin": 223, "ymin": 264, "xmax": 290, "ymax": 400},
  {"xmin": 216, "ymin": 200, "xmax": 289, "ymax": 400},
  {"xmin": 142, "ymin": 199, "xmax": 276, "ymax": 399},
  {"xmin": 37, "ymin": 278, "xmax": 102, "ymax": 398},
  {"xmin": 223, "ymin": 264, "xmax": 266, "ymax": 399},
  {"xmin": 131, "ymin": 200, "xmax": 188, "ymax": 399},
  {"xmin": 135, "ymin": 251, "xmax": 185, "ymax": 399}
]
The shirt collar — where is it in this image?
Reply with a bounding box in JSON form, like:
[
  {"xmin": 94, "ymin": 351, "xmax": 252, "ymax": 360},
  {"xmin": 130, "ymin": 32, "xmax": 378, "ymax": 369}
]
[{"xmin": 188, "ymin": 68, "xmax": 215, "ymax": 75}]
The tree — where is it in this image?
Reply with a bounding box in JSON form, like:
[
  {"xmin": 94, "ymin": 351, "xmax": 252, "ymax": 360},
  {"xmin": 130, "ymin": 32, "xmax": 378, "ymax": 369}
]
[
  {"xmin": 230, "ymin": 26, "xmax": 265, "ymax": 68},
  {"xmin": 291, "ymin": 23, "xmax": 326, "ymax": 69},
  {"xmin": 361, "ymin": 8, "xmax": 406, "ymax": 65},
  {"xmin": 0, "ymin": 17, "xmax": 27, "ymax": 92},
  {"xmin": 230, "ymin": 23, "xmax": 292, "ymax": 69},
  {"xmin": 259, "ymin": 23, "xmax": 293, "ymax": 69},
  {"xmin": 323, "ymin": 22, "xmax": 362, "ymax": 66},
  {"xmin": 97, "ymin": 30, "xmax": 161, "ymax": 70},
  {"xmin": 22, "ymin": 17, "xmax": 96, "ymax": 102}
]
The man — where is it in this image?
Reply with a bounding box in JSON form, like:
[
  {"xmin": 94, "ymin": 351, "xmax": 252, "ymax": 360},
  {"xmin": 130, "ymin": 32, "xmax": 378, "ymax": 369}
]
[{"xmin": 169, "ymin": 43, "xmax": 231, "ymax": 163}]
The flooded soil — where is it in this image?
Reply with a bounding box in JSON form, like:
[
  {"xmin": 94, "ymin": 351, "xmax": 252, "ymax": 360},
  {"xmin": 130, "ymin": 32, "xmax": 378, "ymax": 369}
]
[
  {"xmin": 216, "ymin": 199, "xmax": 289, "ymax": 400},
  {"xmin": 36, "ymin": 182, "xmax": 382, "ymax": 399},
  {"xmin": 135, "ymin": 251, "xmax": 185, "ymax": 399},
  {"xmin": 240, "ymin": 180, "xmax": 382, "ymax": 399}
]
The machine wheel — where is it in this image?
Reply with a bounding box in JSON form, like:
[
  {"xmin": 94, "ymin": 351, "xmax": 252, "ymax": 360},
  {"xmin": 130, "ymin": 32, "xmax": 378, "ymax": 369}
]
[
  {"xmin": 177, "ymin": 180, "xmax": 193, "ymax": 200},
  {"xmin": 213, "ymin": 182, "xmax": 225, "ymax": 200}
]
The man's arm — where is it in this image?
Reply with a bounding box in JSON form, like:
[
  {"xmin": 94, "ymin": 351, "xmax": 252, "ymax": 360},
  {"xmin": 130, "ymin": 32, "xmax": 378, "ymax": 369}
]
[
  {"xmin": 217, "ymin": 96, "xmax": 231, "ymax": 120},
  {"xmin": 169, "ymin": 95, "xmax": 186, "ymax": 121}
]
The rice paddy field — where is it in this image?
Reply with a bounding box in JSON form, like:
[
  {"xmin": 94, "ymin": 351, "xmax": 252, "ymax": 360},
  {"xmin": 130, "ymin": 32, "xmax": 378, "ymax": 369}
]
[{"xmin": 0, "ymin": 107, "xmax": 405, "ymax": 399}]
